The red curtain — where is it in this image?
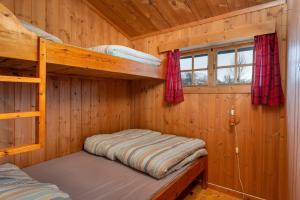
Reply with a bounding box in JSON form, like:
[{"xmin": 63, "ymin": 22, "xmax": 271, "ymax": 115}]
[
  {"xmin": 251, "ymin": 33, "xmax": 284, "ymax": 106},
  {"xmin": 165, "ymin": 49, "xmax": 184, "ymax": 104}
]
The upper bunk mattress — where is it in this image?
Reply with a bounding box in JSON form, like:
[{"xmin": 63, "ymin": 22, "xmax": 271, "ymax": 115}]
[
  {"xmin": 88, "ymin": 45, "xmax": 161, "ymax": 66},
  {"xmin": 20, "ymin": 20, "xmax": 161, "ymax": 67},
  {"xmin": 23, "ymin": 151, "xmax": 189, "ymax": 200},
  {"xmin": 21, "ymin": 20, "xmax": 63, "ymax": 44}
]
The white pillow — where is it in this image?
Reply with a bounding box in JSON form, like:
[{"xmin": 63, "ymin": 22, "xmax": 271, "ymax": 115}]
[{"xmin": 20, "ymin": 20, "xmax": 63, "ymax": 44}]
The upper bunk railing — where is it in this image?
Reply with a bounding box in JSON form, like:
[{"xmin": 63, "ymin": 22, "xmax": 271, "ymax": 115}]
[
  {"xmin": 0, "ymin": 3, "xmax": 38, "ymax": 61},
  {"xmin": 45, "ymin": 41, "xmax": 166, "ymax": 80}
]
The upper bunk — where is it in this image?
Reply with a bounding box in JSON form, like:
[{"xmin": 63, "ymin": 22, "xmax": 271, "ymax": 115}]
[{"xmin": 0, "ymin": 3, "xmax": 165, "ymax": 80}]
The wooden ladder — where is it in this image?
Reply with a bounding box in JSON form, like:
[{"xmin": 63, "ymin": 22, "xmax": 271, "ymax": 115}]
[{"xmin": 0, "ymin": 39, "xmax": 46, "ymax": 157}]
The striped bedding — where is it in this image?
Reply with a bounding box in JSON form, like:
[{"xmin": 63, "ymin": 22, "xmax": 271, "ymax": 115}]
[
  {"xmin": 0, "ymin": 163, "xmax": 70, "ymax": 200},
  {"xmin": 84, "ymin": 129, "xmax": 161, "ymax": 160},
  {"xmin": 84, "ymin": 129, "xmax": 207, "ymax": 179}
]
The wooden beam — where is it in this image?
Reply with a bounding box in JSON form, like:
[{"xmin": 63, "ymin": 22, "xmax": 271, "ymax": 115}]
[
  {"xmin": 46, "ymin": 41, "xmax": 166, "ymax": 80},
  {"xmin": 158, "ymin": 20, "xmax": 275, "ymax": 53},
  {"xmin": 0, "ymin": 75, "xmax": 41, "ymax": 83},
  {"xmin": 36, "ymin": 38, "xmax": 46, "ymax": 147},
  {"xmin": 0, "ymin": 111, "xmax": 40, "ymax": 120},
  {"xmin": 131, "ymin": 0, "xmax": 285, "ymax": 40},
  {"xmin": 0, "ymin": 144, "xmax": 41, "ymax": 157}
]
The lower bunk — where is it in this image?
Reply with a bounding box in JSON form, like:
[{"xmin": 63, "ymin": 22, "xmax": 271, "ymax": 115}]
[
  {"xmin": 23, "ymin": 151, "xmax": 207, "ymax": 200},
  {"xmin": 1, "ymin": 129, "xmax": 208, "ymax": 200}
]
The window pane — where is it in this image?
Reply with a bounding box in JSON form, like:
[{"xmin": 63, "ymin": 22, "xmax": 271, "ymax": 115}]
[
  {"xmin": 194, "ymin": 54, "xmax": 208, "ymax": 69},
  {"xmin": 217, "ymin": 49, "xmax": 235, "ymax": 67},
  {"xmin": 180, "ymin": 56, "xmax": 192, "ymax": 70},
  {"xmin": 194, "ymin": 70, "xmax": 208, "ymax": 85},
  {"xmin": 217, "ymin": 68, "xmax": 235, "ymax": 84},
  {"xmin": 181, "ymin": 71, "xmax": 192, "ymax": 86},
  {"xmin": 238, "ymin": 47, "xmax": 253, "ymax": 65},
  {"xmin": 237, "ymin": 66, "xmax": 252, "ymax": 83}
]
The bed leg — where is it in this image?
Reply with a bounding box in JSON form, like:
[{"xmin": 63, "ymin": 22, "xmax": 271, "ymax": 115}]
[{"xmin": 201, "ymin": 157, "xmax": 208, "ymax": 189}]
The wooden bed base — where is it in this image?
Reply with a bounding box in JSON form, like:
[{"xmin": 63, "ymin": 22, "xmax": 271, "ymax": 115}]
[{"xmin": 152, "ymin": 156, "xmax": 208, "ymax": 200}]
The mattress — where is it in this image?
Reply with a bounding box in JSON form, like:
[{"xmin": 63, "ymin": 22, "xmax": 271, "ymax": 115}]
[
  {"xmin": 23, "ymin": 151, "xmax": 189, "ymax": 200},
  {"xmin": 88, "ymin": 45, "xmax": 161, "ymax": 66},
  {"xmin": 20, "ymin": 20, "xmax": 160, "ymax": 67},
  {"xmin": 21, "ymin": 20, "xmax": 63, "ymax": 44}
]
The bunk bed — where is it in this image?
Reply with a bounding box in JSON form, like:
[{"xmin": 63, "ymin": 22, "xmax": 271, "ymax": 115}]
[
  {"xmin": 0, "ymin": 3, "xmax": 208, "ymax": 200},
  {"xmin": 0, "ymin": 2, "xmax": 165, "ymax": 156},
  {"xmin": 0, "ymin": 3, "xmax": 165, "ymax": 80}
]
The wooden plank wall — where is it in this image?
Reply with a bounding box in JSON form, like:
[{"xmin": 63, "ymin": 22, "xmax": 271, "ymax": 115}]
[
  {"xmin": 286, "ymin": 0, "xmax": 300, "ymax": 199},
  {"xmin": 0, "ymin": 76, "xmax": 131, "ymax": 167},
  {"xmin": 130, "ymin": 5, "xmax": 287, "ymax": 200},
  {"xmin": 0, "ymin": 1, "xmax": 289, "ymax": 200},
  {"xmin": 0, "ymin": 0, "xmax": 131, "ymax": 47},
  {"xmin": 0, "ymin": 0, "xmax": 132, "ymax": 167}
]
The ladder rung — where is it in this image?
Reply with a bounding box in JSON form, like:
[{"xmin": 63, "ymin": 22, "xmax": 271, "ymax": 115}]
[
  {"xmin": 0, "ymin": 111, "xmax": 40, "ymax": 120},
  {"xmin": 0, "ymin": 144, "xmax": 41, "ymax": 157},
  {"xmin": 0, "ymin": 75, "xmax": 41, "ymax": 83}
]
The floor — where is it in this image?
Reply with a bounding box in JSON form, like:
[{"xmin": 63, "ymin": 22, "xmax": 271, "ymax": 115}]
[{"xmin": 182, "ymin": 184, "xmax": 240, "ymax": 200}]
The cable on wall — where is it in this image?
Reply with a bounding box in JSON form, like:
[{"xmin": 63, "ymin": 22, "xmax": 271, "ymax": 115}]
[{"xmin": 230, "ymin": 105, "xmax": 245, "ymax": 199}]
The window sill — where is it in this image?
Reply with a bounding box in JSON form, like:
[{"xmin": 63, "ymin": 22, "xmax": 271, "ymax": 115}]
[{"xmin": 183, "ymin": 85, "xmax": 251, "ymax": 94}]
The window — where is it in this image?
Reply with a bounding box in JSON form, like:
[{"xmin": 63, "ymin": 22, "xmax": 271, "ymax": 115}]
[
  {"xmin": 180, "ymin": 53, "xmax": 209, "ymax": 86},
  {"xmin": 180, "ymin": 42, "xmax": 253, "ymax": 87},
  {"xmin": 216, "ymin": 46, "xmax": 253, "ymax": 84}
]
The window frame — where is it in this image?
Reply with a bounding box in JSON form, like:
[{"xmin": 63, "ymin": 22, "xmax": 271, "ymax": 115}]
[
  {"xmin": 180, "ymin": 49, "xmax": 210, "ymax": 87},
  {"xmin": 214, "ymin": 43, "xmax": 254, "ymax": 85},
  {"xmin": 180, "ymin": 41, "xmax": 254, "ymax": 88}
]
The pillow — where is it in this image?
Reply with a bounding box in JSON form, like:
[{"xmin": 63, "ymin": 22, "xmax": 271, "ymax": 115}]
[{"xmin": 20, "ymin": 20, "xmax": 63, "ymax": 43}]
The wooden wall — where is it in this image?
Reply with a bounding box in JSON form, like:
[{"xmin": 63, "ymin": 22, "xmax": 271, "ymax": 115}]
[
  {"xmin": 0, "ymin": 0, "xmax": 132, "ymax": 167},
  {"xmin": 0, "ymin": 76, "xmax": 131, "ymax": 167},
  {"xmin": 287, "ymin": 0, "xmax": 300, "ymax": 199},
  {"xmin": 131, "ymin": 5, "xmax": 287, "ymax": 200},
  {"xmin": 0, "ymin": 1, "xmax": 289, "ymax": 200},
  {"xmin": 0, "ymin": 0, "xmax": 131, "ymax": 47}
]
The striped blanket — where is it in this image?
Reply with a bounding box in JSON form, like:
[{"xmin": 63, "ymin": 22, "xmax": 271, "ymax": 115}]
[
  {"xmin": 0, "ymin": 163, "xmax": 70, "ymax": 200},
  {"xmin": 84, "ymin": 129, "xmax": 207, "ymax": 179},
  {"xmin": 84, "ymin": 129, "xmax": 161, "ymax": 160}
]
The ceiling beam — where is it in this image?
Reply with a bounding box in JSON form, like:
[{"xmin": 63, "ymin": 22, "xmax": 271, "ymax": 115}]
[
  {"xmin": 131, "ymin": 0, "xmax": 285, "ymax": 41},
  {"xmin": 158, "ymin": 20, "xmax": 276, "ymax": 53}
]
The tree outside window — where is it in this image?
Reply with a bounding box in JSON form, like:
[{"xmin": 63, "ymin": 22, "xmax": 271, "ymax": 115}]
[{"xmin": 180, "ymin": 42, "xmax": 253, "ymax": 87}]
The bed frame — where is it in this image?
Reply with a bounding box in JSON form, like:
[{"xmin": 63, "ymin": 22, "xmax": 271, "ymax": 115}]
[
  {"xmin": 152, "ymin": 156, "xmax": 208, "ymax": 200},
  {"xmin": 0, "ymin": 3, "xmax": 165, "ymax": 80},
  {"xmin": 0, "ymin": 3, "xmax": 165, "ymax": 156}
]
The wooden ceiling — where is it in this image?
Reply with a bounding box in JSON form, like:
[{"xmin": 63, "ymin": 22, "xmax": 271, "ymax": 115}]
[{"xmin": 87, "ymin": 0, "xmax": 276, "ymax": 38}]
